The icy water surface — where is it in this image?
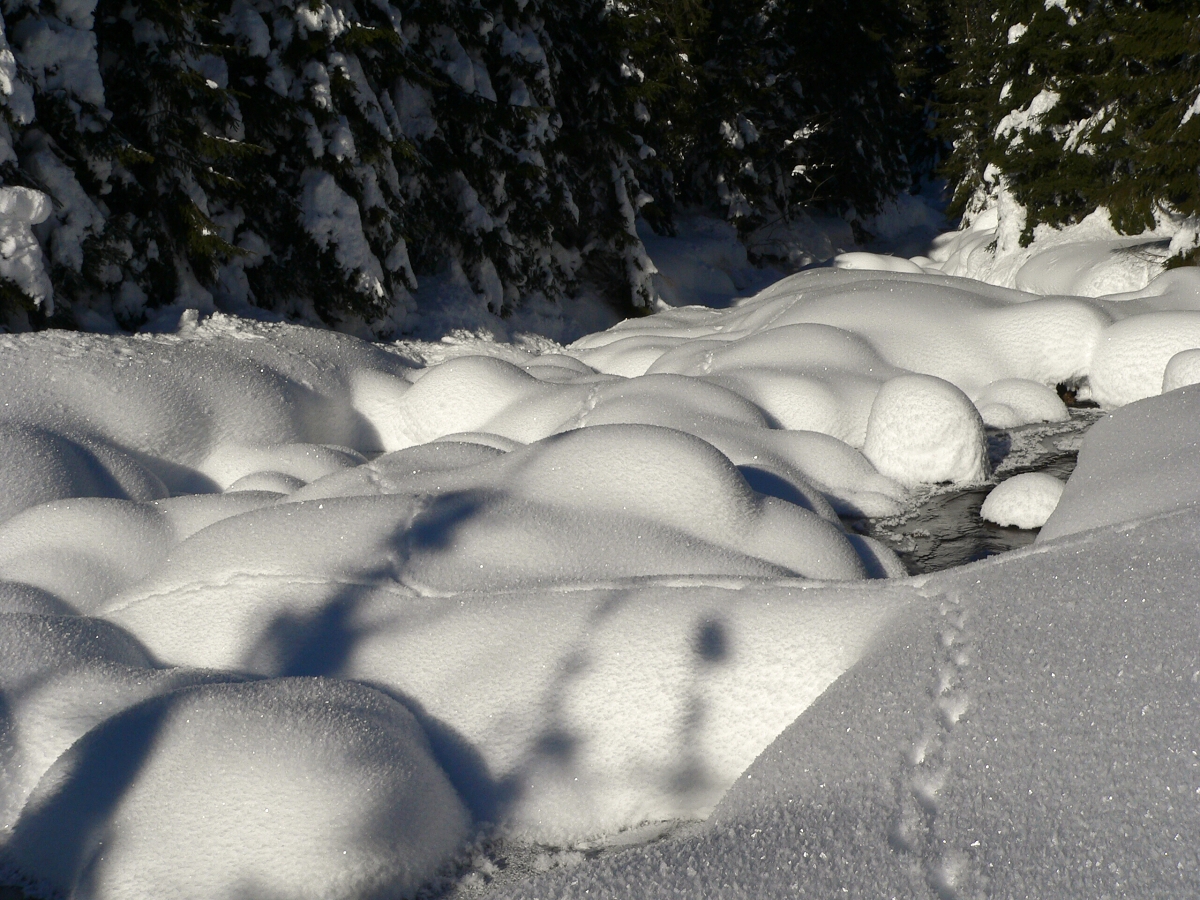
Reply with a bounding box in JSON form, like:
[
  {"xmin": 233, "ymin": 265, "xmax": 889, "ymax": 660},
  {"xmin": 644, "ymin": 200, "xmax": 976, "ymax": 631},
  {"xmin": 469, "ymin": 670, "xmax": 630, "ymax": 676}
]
[{"xmin": 854, "ymin": 409, "xmax": 1103, "ymax": 575}]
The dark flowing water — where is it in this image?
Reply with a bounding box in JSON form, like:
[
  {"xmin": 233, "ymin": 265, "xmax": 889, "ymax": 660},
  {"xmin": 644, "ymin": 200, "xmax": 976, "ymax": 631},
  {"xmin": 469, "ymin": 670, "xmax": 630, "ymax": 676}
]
[{"xmin": 850, "ymin": 409, "xmax": 1103, "ymax": 575}]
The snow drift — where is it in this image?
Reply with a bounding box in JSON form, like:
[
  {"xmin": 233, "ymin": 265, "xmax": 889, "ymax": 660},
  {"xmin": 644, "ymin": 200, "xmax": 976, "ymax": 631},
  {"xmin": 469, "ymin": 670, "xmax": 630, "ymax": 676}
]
[{"xmin": 3, "ymin": 254, "xmax": 1200, "ymax": 896}]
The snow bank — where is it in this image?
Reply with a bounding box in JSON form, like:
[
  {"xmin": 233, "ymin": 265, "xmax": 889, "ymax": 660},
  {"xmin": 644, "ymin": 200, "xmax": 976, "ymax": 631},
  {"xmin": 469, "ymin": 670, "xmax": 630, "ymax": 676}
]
[
  {"xmin": 980, "ymin": 472, "xmax": 1064, "ymax": 529},
  {"xmin": 4, "ymin": 254, "xmax": 1200, "ymax": 891},
  {"xmin": 927, "ymin": 205, "xmax": 1174, "ymax": 297},
  {"xmin": 1040, "ymin": 385, "xmax": 1200, "ymax": 541},
  {"xmin": 107, "ymin": 579, "xmax": 912, "ymax": 844},
  {"xmin": 486, "ymin": 508, "xmax": 1200, "ymax": 898}
]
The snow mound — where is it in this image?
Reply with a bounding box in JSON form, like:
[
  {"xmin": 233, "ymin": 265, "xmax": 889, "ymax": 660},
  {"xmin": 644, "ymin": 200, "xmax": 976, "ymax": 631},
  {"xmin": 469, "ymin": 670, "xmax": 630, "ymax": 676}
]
[
  {"xmin": 102, "ymin": 581, "xmax": 912, "ymax": 845},
  {"xmin": 203, "ymin": 442, "xmax": 366, "ymax": 490},
  {"xmin": 2, "ymin": 678, "xmax": 469, "ymax": 900},
  {"xmin": 927, "ymin": 205, "xmax": 1173, "ymax": 297},
  {"xmin": 0, "ymin": 423, "xmax": 167, "ymax": 524},
  {"xmin": 0, "ymin": 612, "xmax": 231, "ymax": 832},
  {"xmin": 832, "ymin": 250, "xmax": 927, "ymax": 274},
  {"xmin": 0, "ymin": 499, "xmax": 173, "ymax": 613},
  {"xmin": 1163, "ymin": 348, "xmax": 1200, "ymax": 392},
  {"xmin": 0, "ymin": 318, "xmax": 413, "ymax": 497},
  {"xmin": 862, "ymin": 375, "xmax": 988, "ymax": 486},
  {"xmin": 1088, "ymin": 311, "xmax": 1200, "ymax": 407},
  {"xmin": 1013, "ymin": 238, "xmax": 1170, "ymax": 297},
  {"xmin": 979, "ymin": 472, "xmax": 1065, "ymax": 529},
  {"xmin": 973, "ymin": 378, "xmax": 1068, "ymax": 428},
  {"xmin": 100, "ymin": 427, "xmax": 870, "ymax": 647}
]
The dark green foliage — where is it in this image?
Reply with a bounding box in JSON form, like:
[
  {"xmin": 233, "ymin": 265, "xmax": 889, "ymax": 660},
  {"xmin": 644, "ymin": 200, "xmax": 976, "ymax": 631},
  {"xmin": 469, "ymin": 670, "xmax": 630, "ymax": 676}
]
[
  {"xmin": 933, "ymin": 0, "xmax": 1011, "ymax": 219},
  {"xmin": 612, "ymin": 0, "xmax": 708, "ymax": 234},
  {"xmin": 0, "ymin": 0, "xmax": 668, "ymax": 329},
  {"xmin": 0, "ymin": 0, "xmax": 938, "ymax": 331},
  {"xmin": 938, "ymin": 0, "xmax": 1200, "ymax": 249},
  {"xmin": 893, "ymin": 0, "xmax": 952, "ymax": 183},
  {"xmin": 674, "ymin": 0, "xmax": 913, "ymax": 236}
]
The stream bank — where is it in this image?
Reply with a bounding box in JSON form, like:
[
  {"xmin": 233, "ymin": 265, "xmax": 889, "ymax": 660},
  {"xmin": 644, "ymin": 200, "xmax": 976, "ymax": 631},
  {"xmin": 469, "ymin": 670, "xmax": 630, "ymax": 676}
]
[{"xmin": 852, "ymin": 409, "xmax": 1104, "ymax": 575}]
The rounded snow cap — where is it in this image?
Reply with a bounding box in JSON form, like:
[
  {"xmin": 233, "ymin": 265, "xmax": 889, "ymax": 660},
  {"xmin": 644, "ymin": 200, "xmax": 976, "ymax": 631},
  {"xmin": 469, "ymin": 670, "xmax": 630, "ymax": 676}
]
[
  {"xmin": 980, "ymin": 472, "xmax": 1065, "ymax": 530},
  {"xmin": 1162, "ymin": 348, "xmax": 1200, "ymax": 393},
  {"xmin": 862, "ymin": 374, "xmax": 989, "ymax": 487},
  {"xmin": 3, "ymin": 677, "xmax": 470, "ymax": 900}
]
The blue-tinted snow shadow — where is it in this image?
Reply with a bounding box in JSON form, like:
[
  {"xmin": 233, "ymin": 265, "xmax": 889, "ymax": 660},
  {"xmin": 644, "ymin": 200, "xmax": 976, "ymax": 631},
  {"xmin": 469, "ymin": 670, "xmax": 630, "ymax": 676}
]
[
  {"xmin": 240, "ymin": 497, "xmax": 510, "ymax": 825},
  {"xmin": 0, "ymin": 697, "xmax": 169, "ymax": 897}
]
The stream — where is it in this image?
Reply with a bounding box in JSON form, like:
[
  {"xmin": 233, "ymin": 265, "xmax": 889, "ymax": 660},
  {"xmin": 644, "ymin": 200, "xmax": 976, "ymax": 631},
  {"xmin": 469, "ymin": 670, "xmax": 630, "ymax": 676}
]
[{"xmin": 851, "ymin": 408, "xmax": 1104, "ymax": 575}]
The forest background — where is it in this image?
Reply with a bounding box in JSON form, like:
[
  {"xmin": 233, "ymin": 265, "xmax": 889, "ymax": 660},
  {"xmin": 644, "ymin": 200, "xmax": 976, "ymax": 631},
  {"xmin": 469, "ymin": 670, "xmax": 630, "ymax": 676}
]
[{"xmin": 0, "ymin": 0, "xmax": 1196, "ymax": 334}]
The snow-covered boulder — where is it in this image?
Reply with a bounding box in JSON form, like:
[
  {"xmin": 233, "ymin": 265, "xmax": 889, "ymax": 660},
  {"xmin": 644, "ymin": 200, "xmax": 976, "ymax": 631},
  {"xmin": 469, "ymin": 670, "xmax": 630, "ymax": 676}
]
[
  {"xmin": 1162, "ymin": 347, "xmax": 1200, "ymax": 392},
  {"xmin": 1088, "ymin": 311, "xmax": 1200, "ymax": 407},
  {"xmin": 980, "ymin": 472, "xmax": 1065, "ymax": 529},
  {"xmin": 862, "ymin": 374, "xmax": 989, "ymax": 486},
  {"xmin": 973, "ymin": 378, "xmax": 1068, "ymax": 428}
]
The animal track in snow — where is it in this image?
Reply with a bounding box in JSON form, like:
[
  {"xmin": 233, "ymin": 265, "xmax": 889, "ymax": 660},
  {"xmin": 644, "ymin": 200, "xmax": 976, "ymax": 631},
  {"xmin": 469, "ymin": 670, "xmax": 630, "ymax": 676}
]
[{"xmin": 891, "ymin": 592, "xmax": 976, "ymax": 899}]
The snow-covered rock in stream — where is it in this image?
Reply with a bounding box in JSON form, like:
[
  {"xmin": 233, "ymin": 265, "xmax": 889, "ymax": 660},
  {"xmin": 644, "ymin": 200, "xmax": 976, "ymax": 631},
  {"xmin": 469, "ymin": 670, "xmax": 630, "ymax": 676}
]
[
  {"xmin": 862, "ymin": 374, "xmax": 989, "ymax": 486},
  {"xmin": 980, "ymin": 472, "xmax": 1065, "ymax": 529}
]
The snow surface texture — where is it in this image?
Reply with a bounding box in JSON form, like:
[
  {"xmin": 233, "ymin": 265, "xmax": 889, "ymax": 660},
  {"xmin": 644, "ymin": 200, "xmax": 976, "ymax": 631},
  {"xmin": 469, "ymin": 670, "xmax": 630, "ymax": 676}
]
[
  {"xmin": 487, "ymin": 504, "xmax": 1200, "ymax": 899},
  {"xmin": 3, "ymin": 243, "xmax": 1200, "ymax": 895}
]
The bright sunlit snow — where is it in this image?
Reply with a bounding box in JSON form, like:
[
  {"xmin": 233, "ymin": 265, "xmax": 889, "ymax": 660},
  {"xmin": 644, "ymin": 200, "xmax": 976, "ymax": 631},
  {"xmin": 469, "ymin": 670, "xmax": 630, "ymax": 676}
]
[{"xmin": 2, "ymin": 209, "xmax": 1200, "ymax": 898}]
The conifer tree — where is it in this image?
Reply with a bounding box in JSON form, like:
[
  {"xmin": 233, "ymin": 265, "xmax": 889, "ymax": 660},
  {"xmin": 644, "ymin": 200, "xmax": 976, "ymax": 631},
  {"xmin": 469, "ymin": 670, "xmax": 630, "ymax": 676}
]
[
  {"xmin": 680, "ymin": 0, "xmax": 911, "ymax": 239},
  {"xmin": 893, "ymin": 0, "xmax": 952, "ymax": 184},
  {"xmin": 0, "ymin": 0, "xmax": 956, "ymax": 330},
  {"xmin": 538, "ymin": 0, "xmax": 672, "ymax": 309},
  {"xmin": 934, "ymin": 0, "xmax": 1010, "ymax": 220},
  {"xmin": 615, "ymin": 0, "xmax": 707, "ymax": 234},
  {"xmin": 0, "ymin": 0, "xmax": 681, "ymax": 329},
  {"xmin": 938, "ymin": 0, "xmax": 1200, "ymax": 252}
]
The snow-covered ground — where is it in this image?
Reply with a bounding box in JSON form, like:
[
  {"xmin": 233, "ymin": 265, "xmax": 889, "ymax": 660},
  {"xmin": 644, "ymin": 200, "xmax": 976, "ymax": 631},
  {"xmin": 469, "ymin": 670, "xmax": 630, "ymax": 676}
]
[{"xmin": 2, "ymin": 207, "xmax": 1200, "ymax": 899}]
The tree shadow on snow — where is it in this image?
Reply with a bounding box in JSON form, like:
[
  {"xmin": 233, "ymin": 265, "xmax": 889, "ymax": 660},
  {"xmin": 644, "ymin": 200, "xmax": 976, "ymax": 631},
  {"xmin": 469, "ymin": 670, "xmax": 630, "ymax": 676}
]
[
  {"xmin": 239, "ymin": 505, "xmax": 513, "ymax": 828},
  {"xmin": 0, "ymin": 698, "xmax": 169, "ymax": 897}
]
